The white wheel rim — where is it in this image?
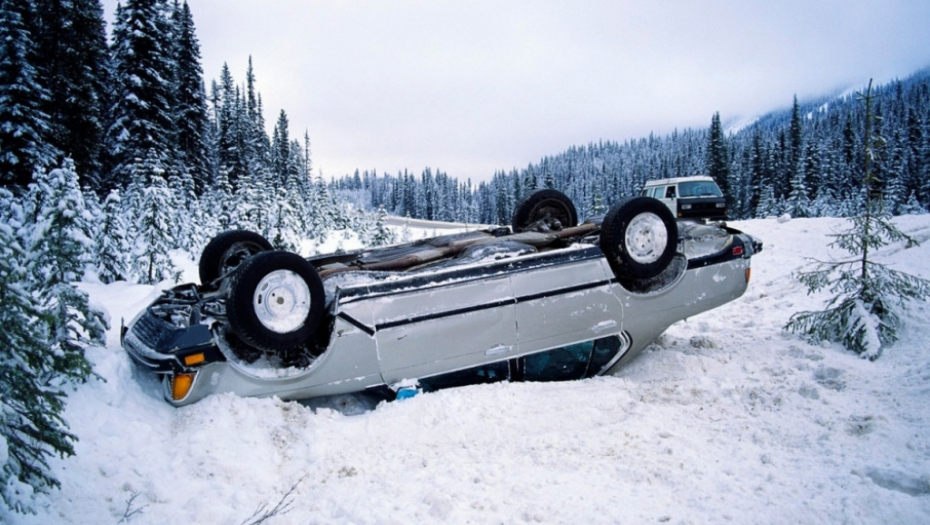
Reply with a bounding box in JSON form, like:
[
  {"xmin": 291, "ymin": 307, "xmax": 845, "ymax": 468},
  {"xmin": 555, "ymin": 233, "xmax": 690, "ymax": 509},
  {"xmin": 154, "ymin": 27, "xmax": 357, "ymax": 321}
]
[
  {"xmin": 253, "ymin": 270, "xmax": 311, "ymax": 333},
  {"xmin": 625, "ymin": 212, "xmax": 667, "ymax": 264}
]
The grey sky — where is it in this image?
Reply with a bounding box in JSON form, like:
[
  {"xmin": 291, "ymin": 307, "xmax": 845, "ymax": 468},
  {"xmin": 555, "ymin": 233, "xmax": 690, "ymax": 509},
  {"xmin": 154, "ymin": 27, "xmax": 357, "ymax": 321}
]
[{"xmin": 104, "ymin": 0, "xmax": 930, "ymax": 182}]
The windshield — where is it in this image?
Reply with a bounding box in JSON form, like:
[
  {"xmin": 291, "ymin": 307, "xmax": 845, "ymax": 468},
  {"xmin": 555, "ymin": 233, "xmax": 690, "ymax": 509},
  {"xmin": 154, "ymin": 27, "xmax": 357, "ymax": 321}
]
[{"xmin": 679, "ymin": 181, "xmax": 723, "ymax": 198}]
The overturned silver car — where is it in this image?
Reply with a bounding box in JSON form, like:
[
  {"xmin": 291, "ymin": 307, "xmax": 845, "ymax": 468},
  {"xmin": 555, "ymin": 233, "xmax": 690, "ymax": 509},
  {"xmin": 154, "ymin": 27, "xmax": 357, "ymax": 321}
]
[{"xmin": 122, "ymin": 190, "xmax": 762, "ymax": 406}]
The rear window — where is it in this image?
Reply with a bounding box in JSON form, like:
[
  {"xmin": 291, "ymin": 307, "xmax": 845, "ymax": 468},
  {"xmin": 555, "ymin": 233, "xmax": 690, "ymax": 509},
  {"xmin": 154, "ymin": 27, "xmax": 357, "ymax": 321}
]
[{"xmin": 678, "ymin": 181, "xmax": 723, "ymax": 197}]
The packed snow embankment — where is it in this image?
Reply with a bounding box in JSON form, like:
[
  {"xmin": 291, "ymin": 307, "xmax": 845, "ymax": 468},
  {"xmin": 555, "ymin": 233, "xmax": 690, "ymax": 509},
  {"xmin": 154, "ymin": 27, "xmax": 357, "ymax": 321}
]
[{"xmin": 9, "ymin": 215, "xmax": 930, "ymax": 525}]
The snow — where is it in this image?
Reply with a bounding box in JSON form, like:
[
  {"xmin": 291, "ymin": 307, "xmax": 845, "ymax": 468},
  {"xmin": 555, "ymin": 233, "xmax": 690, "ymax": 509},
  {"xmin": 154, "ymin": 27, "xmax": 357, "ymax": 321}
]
[{"xmin": 8, "ymin": 215, "xmax": 930, "ymax": 524}]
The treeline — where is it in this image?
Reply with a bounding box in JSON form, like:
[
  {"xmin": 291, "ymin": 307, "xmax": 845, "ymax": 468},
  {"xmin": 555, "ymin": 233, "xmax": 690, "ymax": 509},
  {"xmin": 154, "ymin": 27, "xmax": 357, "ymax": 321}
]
[
  {"xmin": 5, "ymin": 1, "xmax": 928, "ymax": 234},
  {"xmin": 332, "ymin": 70, "xmax": 930, "ymax": 223}
]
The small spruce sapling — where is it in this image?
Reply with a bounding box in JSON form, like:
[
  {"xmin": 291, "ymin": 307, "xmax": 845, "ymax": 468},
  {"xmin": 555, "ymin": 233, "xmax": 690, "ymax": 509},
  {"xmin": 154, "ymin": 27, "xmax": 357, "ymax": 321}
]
[{"xmin": 785, "ymin": 80, "xmax": 930, "ymax": 359}]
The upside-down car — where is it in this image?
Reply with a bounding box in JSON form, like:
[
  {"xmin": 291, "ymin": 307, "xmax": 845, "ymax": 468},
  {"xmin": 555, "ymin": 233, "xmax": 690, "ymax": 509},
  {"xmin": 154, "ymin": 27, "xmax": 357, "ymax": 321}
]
[{"xmin": 122, "ymin": 189, "xmax": 762, "ymax": 406}]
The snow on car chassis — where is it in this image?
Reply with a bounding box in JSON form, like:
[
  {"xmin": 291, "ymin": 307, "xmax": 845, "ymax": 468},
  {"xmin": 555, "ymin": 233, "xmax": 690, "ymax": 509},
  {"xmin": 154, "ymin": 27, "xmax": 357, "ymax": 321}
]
[{"xmin": 122, "ymin": 190, "xmax": 762, "ymax": 407}]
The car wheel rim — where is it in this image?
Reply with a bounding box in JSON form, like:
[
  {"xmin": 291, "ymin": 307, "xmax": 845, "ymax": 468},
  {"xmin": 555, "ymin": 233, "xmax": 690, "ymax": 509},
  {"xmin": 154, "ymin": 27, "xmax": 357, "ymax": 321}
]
[
  {"xmin": 221, "ymin": 242, "xmax": 263, "ymax": 275},
  {"xmin": 625, "ymin": 212, "xmax": 667, "ymax": 264},
  {"xmin": 252, "ymin": 269, "xmax": 311, "ymax": 333},
  {"xmin": 532, "ymin": 202, "xmax": 570, "ymax": 230}
]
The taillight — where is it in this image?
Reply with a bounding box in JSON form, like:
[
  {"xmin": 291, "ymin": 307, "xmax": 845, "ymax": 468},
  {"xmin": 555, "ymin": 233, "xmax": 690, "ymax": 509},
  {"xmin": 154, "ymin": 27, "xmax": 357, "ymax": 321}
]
[{"xmin": 732, "ymin": 245, "xmax": 744, "ymax": 256}]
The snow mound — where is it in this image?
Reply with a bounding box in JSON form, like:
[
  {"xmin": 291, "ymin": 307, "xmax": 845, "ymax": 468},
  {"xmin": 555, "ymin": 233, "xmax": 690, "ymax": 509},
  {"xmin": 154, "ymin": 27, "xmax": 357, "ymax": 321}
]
[{"xmin": 10, "ymin": 216, "xmax": 930, "ymax": 525}]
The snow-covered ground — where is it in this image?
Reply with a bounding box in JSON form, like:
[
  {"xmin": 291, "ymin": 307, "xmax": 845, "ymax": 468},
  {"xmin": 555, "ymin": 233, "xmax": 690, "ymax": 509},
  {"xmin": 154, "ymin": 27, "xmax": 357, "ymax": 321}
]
[{"xmin": 9, "ymin": 215, "xmax": 930, "ymax": 524}]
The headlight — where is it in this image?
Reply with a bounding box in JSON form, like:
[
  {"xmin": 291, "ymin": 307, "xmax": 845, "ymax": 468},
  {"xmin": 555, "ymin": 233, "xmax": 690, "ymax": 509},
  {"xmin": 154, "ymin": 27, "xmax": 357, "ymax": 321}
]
[
  {"xmin": 716, "ymin": 203, "xmax": 725, "ymax": 208},
  {"xmin": 681, "ymin": 204, "xmax": 692, "ymax": 210}
]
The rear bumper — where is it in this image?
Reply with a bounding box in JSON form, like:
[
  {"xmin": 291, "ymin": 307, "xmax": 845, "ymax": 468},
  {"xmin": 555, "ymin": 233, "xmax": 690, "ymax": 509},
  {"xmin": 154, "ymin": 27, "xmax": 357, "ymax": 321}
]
[{"xmin": 122, "ymin": 309, "xmax": 223, "ymax": 369}]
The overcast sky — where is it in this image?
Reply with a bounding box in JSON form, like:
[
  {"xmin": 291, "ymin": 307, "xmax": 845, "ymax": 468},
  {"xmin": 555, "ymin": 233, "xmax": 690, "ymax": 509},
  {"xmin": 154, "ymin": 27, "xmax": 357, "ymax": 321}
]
[{"xmin": 104, "ymin": 0, "xmax": 930, "ymax": 182}]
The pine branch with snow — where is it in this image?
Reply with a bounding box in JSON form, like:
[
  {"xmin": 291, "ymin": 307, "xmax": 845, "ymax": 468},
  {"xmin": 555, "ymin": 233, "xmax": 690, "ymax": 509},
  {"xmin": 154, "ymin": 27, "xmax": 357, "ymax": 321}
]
[{"xmin": 0, "ymin": 185, "xmax": 97, "ymax": 514}]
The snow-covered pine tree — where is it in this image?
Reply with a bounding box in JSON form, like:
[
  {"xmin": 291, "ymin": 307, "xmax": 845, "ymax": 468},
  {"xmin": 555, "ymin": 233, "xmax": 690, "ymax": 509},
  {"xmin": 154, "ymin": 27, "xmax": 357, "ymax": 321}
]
[
  {"xmin": 270, "ymin": 185, "xmax": 302, "ymax": 253},
  {"xmin": 245, "ymin": 58, "xmax": 269, "ymax": 164},
  {"xmin": 171, "ymin": 0, "xmax": 210, "ymax": 194},
  {"xmin": 591, "ymin": 187, "xmax": 606, "ymax": 216},
  {"xmin": 706, "ymin": 112, "xmax": 729, "ymax": 205},
  {"xmin": 787, "ymin": 95, "xmax": 804, "ymax": 189},
  {"xmin": 26, "ymin": 161, "xmax": 107, "ymax": 377},
  {"xmin": 215, "ymin": 63, "xmax": 244, "ymax": 188},
  {"xmin": 202, "ymin": 167, "xmax": 234, "ymax": 231},
  {"xmin": 311, "ymin": 172, "xmax": 344, "ymax": 240},
  {"xmin": 283, "ymin": 140, "xmax": 309, "ymax": 233},
  {"xmin": 0, "ymin": 189, "xmax": 75, "ymax": 515},
  {"xmin": 95, "ymin": 190, "xmax": 130, "ymax": 283},
  {"xmin": 0, "ymin": 0, "xmax": 59, "ymax": 188},
  {"xmin": 1, "ymin": 164, "xmax": 107, "ymax": 512},
  {"xmin": 349, "ymin": 206, "xmax": 372, "ymax": 245},
  {"xmin": 883, "ymin": 130, "xmax": 909, "ymax": 214},
  {"xmin": 786, "ymin": 80, "xmax": 930, "ymax": 360},
  {"xmin": 33, "ymin": 0, "xmax": 110, "ymax": 191},
  {"xmin": 105, "ymin": 0, "xmax": 177, "ymax": 191},
  {"xmin": 495, "ymin": 177, "xmax": 510, "ymax": 225},
  {"xmin": 899, "ymin": 191, "xmax": 926, "ymax": 215},
  {"xmin": 271, "ymin": 110, "xmax": 291, "ymax": 185},
  {"xmin": 369, "ymin": 205, "xmax": 396, "ymax": 247},
  {"xmin": 130, "ymin": 152, "xmax": 180, "ymax": 284},
  {"xmin": 230, "ymin": 166, "xmax": 258, "ymax": 232},
  {"xmin": 166, "ymin": 164, "xmax": 199, "ymax": 253},
  {"xmin": 787, "ymin": 158, "xmax": 812, "ymax": 218}
]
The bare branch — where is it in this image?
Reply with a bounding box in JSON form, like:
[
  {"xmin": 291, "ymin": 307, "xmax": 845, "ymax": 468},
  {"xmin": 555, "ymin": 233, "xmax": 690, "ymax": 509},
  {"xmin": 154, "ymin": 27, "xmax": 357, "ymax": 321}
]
[
  {"xmin": 117, "ymin": 492, "xmax": 148, "ymax": 524},
  {"xmin": 239, "ymin": 476, "xmax": 305, "ymax": 525}
]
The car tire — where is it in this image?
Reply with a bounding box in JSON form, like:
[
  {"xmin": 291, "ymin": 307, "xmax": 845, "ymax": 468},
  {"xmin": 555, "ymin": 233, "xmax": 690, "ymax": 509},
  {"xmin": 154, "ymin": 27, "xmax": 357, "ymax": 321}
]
[
  {"xmin": 226, "ymin": 251, "xmax": 325, "ymax": 353},
  {"xmin": 601, "ymin": 197, "xmax": 678, "ymax": 280},
  {"xmin": 199, "ymin": 230, "xmax": 273, "ymax": 285},
  {"xmin": 512, "ymin": 189, "xmax": 578, "ymax": 232}
]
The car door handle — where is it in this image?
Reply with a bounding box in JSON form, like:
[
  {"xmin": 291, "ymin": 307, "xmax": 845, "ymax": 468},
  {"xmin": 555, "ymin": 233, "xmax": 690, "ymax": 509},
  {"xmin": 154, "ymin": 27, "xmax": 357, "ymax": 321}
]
[{"xmin": 485, "ymin": 344, "xmax": 512, "ymax": 356}]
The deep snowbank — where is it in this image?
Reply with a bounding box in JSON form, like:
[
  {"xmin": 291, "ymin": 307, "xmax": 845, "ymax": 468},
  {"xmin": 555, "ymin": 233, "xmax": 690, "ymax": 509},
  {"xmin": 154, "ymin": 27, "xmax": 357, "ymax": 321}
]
[{"xmin": 9, "ymin": 216, "xmax": 930, "ymax": 524}]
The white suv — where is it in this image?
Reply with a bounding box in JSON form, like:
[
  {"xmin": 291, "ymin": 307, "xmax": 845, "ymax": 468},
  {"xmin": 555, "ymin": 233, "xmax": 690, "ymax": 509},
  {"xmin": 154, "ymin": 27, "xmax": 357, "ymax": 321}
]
[{"xmin": 641, "ymin": 176, "xmax": 727, "ymax": 221}]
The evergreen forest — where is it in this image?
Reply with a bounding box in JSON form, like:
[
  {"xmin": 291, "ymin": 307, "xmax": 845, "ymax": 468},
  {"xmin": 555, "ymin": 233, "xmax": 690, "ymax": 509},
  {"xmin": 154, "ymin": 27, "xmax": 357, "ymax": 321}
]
[{"xmin": 336, "ymin": 78, "xmax": 930, "ymax": 225}]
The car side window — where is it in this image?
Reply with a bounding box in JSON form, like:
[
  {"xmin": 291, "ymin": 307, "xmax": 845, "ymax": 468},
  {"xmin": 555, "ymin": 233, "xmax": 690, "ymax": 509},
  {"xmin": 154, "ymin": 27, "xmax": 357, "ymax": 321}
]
[
  {"xmin": 665, "ymin": 186, "xmax": 676, "ymax": 199},
  {"xmin": 524, "ymin": 341, "xmax": 593, "ymax": 381},
  {"xmin": 418, "ymin": 361, "xmax": 509, "ymax": 392}
]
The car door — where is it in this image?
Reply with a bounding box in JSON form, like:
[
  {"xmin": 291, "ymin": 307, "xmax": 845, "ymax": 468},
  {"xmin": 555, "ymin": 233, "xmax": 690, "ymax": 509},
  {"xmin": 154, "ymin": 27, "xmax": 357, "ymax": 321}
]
[
  {"xmin": 511, "ymin": 253, "xmax": 622, "ymax": 356},
  {"xmin": 373, "ymin": 272, "xmax": 517, "ymax": 385}
]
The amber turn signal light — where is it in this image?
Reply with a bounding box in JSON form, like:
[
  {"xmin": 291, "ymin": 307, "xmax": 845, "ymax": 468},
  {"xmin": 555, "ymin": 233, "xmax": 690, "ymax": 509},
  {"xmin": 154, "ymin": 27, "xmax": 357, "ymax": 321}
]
[
  {"xmin": 183, "ymin": 352, "xmax": 205, "ymax": 366},
  {"xmin": 171, "ymin": 373, "xmax": 196, "ymax": 400}
]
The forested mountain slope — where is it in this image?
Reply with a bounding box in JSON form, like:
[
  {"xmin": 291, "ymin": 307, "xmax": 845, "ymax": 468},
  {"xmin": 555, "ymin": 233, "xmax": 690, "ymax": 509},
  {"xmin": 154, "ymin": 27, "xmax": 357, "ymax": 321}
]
[{"xmin": 334, "ymin": 69, "xmax": 930, "ymax": 223}]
